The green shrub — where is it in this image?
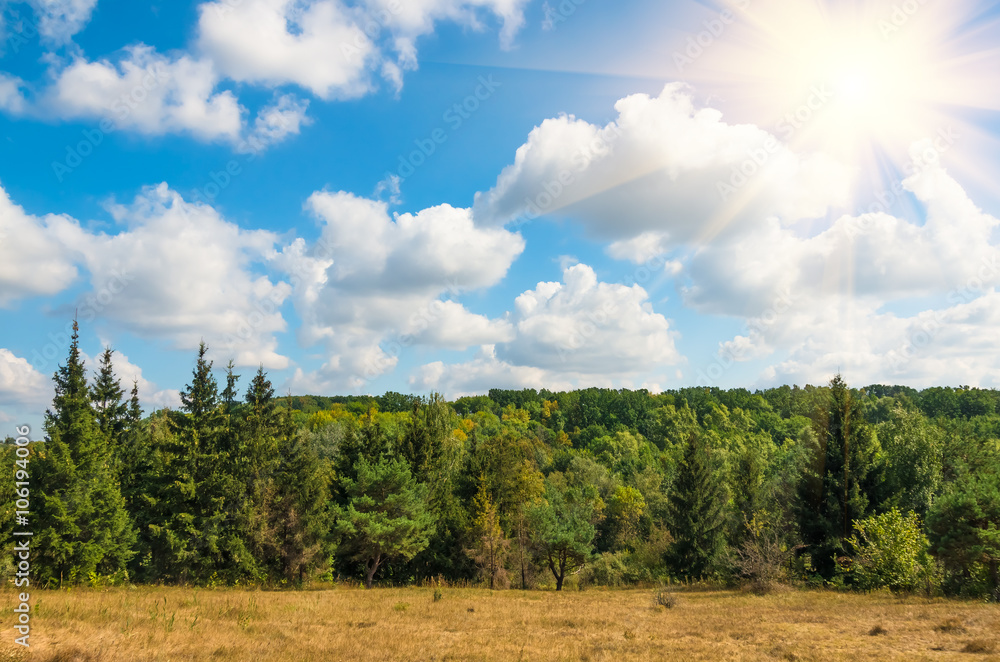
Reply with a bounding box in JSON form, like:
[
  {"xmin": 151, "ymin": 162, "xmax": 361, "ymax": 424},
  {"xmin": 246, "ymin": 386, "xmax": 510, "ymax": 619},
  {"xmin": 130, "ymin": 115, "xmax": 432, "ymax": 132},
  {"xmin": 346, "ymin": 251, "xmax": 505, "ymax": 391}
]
[{"xmin": 847, "ymin": 508, "xmax": 937, "ymax": 593}]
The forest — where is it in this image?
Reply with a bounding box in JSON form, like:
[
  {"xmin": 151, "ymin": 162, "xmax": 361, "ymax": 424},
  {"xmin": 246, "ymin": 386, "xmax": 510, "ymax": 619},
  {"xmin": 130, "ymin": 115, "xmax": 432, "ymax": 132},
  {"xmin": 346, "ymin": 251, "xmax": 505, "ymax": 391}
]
[{"xmin": 3, "ymin": 321, "xmax": 999, "ymax": 600}]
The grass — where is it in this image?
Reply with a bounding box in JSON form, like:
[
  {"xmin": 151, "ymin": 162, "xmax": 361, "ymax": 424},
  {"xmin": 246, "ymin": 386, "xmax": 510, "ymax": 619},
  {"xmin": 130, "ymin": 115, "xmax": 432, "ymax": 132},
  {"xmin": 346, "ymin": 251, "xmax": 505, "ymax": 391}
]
[{"xmin": 1, "ymin": 586, "xmax": 998, "ymax": 661}]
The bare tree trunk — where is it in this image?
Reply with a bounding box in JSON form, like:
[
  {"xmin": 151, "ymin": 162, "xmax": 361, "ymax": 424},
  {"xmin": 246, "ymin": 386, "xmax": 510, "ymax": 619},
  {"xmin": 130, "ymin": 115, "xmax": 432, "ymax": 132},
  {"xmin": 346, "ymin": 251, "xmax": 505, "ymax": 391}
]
[{"xmin": 365, "ymin": 553, "xmax": 381, "ymax": 589}]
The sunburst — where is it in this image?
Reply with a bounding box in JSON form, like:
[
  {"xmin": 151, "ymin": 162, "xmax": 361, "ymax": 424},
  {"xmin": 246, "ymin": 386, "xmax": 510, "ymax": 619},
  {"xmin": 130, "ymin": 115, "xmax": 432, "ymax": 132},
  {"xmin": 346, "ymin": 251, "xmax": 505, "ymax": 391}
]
[{"xmin": 679, "ymin": 0, "xmax": 1000, "ymax": 204}]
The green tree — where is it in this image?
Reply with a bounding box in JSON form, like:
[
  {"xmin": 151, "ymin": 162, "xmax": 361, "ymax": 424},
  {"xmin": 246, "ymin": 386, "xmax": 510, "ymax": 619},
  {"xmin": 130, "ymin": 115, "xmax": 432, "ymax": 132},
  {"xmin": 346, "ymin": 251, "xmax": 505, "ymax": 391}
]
[
  {"xmin": 668, "ymin": 433, "xmax": 728, "ymax": 578},
  {"xmin": 269, "ymin": 429, "xmax": 334, "ymax": 584},
  {"xmin": 33, "ymin": 321, "xmax": 135, "ymax": 585},
  {"xmin": 527, "ymin": 474, "xmax": 602, "ymax": 591},
  {"xmin": 797, "ymin": 375, "xmax": 881, "ymax": 577},
  {"xmin": 91, "ymin": 348, "xmax": 128, "ymax": 465},
  {"xmin": 335, "ymin": 455, "xmax": 435, "ymax": 588},
  {"xmin": 927, "ymin": 469, "xmax": 1000, "ymax": 599}
]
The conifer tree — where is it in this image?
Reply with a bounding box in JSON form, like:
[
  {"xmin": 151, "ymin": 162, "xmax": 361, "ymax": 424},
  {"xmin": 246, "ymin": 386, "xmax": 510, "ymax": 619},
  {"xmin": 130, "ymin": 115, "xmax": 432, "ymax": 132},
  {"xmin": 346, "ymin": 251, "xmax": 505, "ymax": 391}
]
[
  {"xmin": 91, "ymin": 347, "xmax": 128, "ymax": 458},
  {"xmin": 33, "ymin": 320, "xmax": 135, "ymax": 585},
  {"xmin": 667, "ymin": 433, "xmax": 728, "ymax": 578},
  {"xmin": 270, "ymin": 427, "xmax": 334, "ymax": 583},
  {"xmin": 335, "ymin": 455, "xmax": 435, "ymax": 588},
  {"xmin": 796, "ymin": 375, "xmax": 881, "ymax": 577}
]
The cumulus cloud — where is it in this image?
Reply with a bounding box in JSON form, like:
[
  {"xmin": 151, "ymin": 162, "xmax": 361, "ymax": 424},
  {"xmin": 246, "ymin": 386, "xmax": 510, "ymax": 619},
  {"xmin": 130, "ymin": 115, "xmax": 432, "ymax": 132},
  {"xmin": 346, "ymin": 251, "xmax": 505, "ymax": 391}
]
[
  {"xmin": 410, "ymin": 344, "xmax": 572, "ymax": 397},
  {"xmin": 48, "ymin": 45, "xmax": 242, "ymax": 141},
  {"xmin": 411, "ymin": 263, "xmax": 681, "ymax": 397},
  {"xmin": 275, "ymin": 191, "xmax": 525, "ymax": 392},
  {"xmin": 689, "ymin": 152, "xmax": 1000, "ymax": 388},
  {"xmin": 198, "ymin": 0, "xmax": 529, "ymax": 98},
  {"xmin": 2, "ymin": 0, "xmax": 528, "ymax": 143},
  {"xmin": 197, "ymin": 0, "xmax": 376, "ymax": 100},
  {"xmin": 244, "ymin": 93, "xmax": 311, "ymax": 152},
  {"xmin": 0, "ymin": 183, "xmax": 79, "ymax": 307},
  {"xmin": 499, "ymin": 263, "xmax": 680, "ymax": 374},
  {"xmin": 473, "ymin": 83, "xmax": 850, "ymax": 246},
  {"xmin": 34, "ymin": 184, "xmax": 293, "ymax": 368},
  {"xmin": 0, "ymin": 348, "xmax": 49, "ymax": 409}
]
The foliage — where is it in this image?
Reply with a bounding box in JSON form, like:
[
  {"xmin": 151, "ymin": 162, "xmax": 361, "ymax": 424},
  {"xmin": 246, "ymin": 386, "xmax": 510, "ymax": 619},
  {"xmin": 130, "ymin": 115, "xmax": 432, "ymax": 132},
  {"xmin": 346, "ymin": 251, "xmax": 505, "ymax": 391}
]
[
  {"xmin": 20, "ymin": 319, "xmax": 1000, "ymax": 598},
  {"xmin": 527, "ymin": 474, "xmax": 603, "ymax": 590},
  {"xmin": 846, "ymin": 508, "xmax": 936, "ymax": 593},
  {"xmin": 668, "ymin": 433, "xmax": 728, "ymax": 578},
  {"xmin": 334, "ymin": 455, "xmax": 436, "ymax": 588}
]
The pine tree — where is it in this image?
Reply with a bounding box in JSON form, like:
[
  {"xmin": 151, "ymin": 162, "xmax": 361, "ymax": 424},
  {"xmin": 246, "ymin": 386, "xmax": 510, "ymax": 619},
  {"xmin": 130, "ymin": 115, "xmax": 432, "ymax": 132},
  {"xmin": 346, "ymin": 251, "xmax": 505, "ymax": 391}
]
[
  {"xmin": 33, "ymin": 320, "xmax": 135, "ymax": 586},
  {"xmin": 667, "ymin": 433, "xmax": 728, "ymax": 578},
  {"xmin": 335, "ymin": 455, "xmax": 435, "ymax": 588}
]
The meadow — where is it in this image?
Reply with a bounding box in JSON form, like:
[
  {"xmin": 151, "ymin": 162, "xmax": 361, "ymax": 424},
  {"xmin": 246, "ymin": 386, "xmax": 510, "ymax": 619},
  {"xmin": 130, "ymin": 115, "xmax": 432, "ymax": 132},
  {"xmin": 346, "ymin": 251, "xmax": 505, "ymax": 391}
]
[{"xmin": 2, "ymin": 586, "xmax": 998, "ymax": 661}]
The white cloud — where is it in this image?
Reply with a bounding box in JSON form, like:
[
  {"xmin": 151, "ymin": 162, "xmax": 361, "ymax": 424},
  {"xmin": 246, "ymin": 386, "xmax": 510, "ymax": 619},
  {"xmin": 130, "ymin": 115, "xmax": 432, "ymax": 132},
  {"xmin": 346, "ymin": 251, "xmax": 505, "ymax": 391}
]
[
  {"xmin": 0, "ymin": 348, "xmax": 49, "ymax": 408},
  {"xmin": 689, "ymin": 153, "xmax": 1000, "ymax": 389},
  {"xmin": 410, "ymin": 344, "xmax": 571, "ymax": 398},
  {"xmin": 411, "ymin": 263, "xmax": 681, "ymax": 397},
  {"xmin": 0, "ymin": 183, "xmax": 79, "ymax": 307},
  {"xmin": 49, "ymin": 45, "xmax": 243, "ymax": 140},
  {"xmin": 0, "ymin": 73, "xmax": 27, "ymax": 114},
  {"xmin": 197, "ymin": 0, "xmax": 376, "ymax": 100},
  {"xmin": 28, "ymin": 0, "xmax": 99, "ymax": 44},
  {"xmin": 499, "ymin": 263, "xmax": 680, "ymax": 374},
  {"xmin": 46, "ymin": 183, "xmax": 292, "ymax": 368},
  {"xmin": 276, "ymin": 191, "xmax": 525, "ymax": 392},
  {"xmin": 367, "ymin": 0, "xmax": 529, "ymax": 56},
  {"xmin": 244, "ymin": 93, "xmax": 311, "ymax": 152},
  {"xmin": 473, "ymin": 83, "xmax": 850, "ymax": 247},
  {"xmin": 198, "ymin": 0, "xmax": 530, "ymax": 99}
]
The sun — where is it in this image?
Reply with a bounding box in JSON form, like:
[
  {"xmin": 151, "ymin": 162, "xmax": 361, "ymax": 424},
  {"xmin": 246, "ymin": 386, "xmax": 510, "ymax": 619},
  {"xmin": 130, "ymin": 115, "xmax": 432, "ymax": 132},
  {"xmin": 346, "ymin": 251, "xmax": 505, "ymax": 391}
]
[{"xmin": 676, "ymin": 0, "xmax": 1000, "ymax": 200}]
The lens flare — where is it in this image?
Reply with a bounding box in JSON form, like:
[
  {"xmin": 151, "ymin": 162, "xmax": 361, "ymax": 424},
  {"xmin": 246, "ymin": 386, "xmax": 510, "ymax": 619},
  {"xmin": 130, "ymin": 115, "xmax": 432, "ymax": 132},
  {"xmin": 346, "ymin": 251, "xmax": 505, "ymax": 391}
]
[{"xmin": 678, "ymin": 0, "xmax": 1000, "ymax": 202}]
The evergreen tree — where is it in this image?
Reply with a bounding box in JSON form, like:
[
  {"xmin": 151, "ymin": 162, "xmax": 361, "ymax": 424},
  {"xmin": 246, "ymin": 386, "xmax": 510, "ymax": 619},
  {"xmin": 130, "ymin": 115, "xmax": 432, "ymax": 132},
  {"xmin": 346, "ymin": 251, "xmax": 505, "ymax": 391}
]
[
  {"xmin": 667, "ymin": 433, "xmax": 728, "ymax": 578},
  {"xmin": 796, "ymin": 375, "xmax": 881, "ymax": 577},
  {"xmin": 270, "ymin": 428, "xmax": 334, "ymax": 584},
  {"xmin": 927, "ymin": 465, "xmax": 1000, "ymax": 600},
  {"xmin": 91, "ymin": 347, "xmax": 128, "ymax": 464},
  {"xmin": 144, "ymin": 343, "xmax": 258, "ymax": 582},
  {"xmin": 33, "ymin": 321, "xmax": 135, "ymax": 585},
  {"xmin": 335, "ymin": 455, "xmax": 435, "ymax": 588}
]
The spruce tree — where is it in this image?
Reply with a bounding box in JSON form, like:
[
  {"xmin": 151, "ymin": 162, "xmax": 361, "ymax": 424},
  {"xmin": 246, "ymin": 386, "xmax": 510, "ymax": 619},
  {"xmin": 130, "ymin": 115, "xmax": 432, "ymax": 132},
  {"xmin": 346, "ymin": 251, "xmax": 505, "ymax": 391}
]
[
  {"xmin": 667, "ymin": 433, "xmax": 728, "ymax": 578},
  {"xmin": 270, "ymin": 427, "xmax": 334, "ymax": 583},
  {"xmin": 91, "ymin": 347, "xmax": 128, "ymax": 458},
  {"xmin": 796, "ymin": 374, "xmax": 881, "ymax": 578},
  {"xmin": 33, "ymin": 320, "xmax": 135, "ymax": 585}
]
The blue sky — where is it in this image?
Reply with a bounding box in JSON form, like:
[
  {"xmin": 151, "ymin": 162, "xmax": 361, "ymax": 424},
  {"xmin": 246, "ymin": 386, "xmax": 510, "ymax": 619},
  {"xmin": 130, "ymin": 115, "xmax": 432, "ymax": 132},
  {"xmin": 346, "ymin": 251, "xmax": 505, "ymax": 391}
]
[{"xmin": 2, "ymin": 0, "xmax": 1000, "ymax": 429}]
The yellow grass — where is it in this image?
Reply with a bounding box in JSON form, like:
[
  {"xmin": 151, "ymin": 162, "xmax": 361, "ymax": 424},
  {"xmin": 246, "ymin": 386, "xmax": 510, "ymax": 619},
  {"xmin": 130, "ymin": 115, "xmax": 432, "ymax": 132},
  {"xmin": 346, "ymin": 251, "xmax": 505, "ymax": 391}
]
[{"xmin": 2, "ymin": 585, "xmax": 999, "ymax": 661}]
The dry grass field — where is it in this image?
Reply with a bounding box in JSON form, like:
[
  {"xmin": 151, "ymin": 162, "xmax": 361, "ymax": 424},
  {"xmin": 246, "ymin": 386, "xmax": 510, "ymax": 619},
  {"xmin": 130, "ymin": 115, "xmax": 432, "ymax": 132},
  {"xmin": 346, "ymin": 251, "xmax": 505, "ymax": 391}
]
[{"xmin": 1, "ymin": 585, "xmax": 998, "ymax": 661}]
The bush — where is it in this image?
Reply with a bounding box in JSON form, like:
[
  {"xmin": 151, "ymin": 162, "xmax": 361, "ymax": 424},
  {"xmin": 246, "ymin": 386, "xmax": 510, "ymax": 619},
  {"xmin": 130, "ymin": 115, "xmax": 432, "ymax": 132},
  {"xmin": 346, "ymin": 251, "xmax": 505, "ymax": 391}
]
[
  {"xmin": 653, "ymin": 587, "xmax": 677, "ymax": 609},
  {"xmin": 847, "ymin": 508, "xmax": 937, "ymax": 593},
  {"xmin": 731, "ymin": 515, "xmax": 800, "ymax": 594}
]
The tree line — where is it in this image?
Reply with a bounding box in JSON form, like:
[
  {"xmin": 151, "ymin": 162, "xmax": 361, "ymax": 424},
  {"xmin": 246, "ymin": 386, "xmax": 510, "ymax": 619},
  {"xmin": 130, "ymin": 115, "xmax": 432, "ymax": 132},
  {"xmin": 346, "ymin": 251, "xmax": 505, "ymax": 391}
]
[{"xmin": 2, "ymin": 321, "xmax": 999, "ymax": 598}]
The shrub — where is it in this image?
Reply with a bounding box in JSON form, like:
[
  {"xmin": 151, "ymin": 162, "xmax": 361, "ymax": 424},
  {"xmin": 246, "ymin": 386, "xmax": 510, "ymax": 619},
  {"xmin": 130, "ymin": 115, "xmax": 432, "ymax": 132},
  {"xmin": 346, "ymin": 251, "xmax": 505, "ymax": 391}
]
[
  {"xmin": 653, "ymin": 587, "xmax": 677, "ymax": 609},
  {"xmin": 847, "ymin": 508, "xmax": 937, "ymax": 593}
]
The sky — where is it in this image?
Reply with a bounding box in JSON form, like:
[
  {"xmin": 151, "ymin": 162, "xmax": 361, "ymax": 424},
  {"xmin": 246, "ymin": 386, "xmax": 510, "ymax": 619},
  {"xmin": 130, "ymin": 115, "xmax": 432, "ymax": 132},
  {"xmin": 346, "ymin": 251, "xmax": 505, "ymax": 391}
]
[{"xmin": 2, "ymin": 0, "xmax": 1000, "ymax": 430}]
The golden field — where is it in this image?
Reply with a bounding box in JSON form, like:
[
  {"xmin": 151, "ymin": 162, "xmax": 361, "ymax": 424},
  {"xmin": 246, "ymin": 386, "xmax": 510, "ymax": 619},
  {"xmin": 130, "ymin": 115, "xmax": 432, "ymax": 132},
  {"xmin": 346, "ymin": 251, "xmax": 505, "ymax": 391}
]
[{"xmin": 1, "ymin": 585, "xmax": 999, "ymax": 661}]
